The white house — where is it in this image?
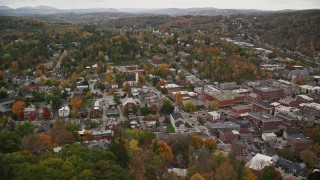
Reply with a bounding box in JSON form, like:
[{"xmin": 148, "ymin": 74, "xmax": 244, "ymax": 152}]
[
  {"xmin": 246, "ymin": 153, "xmax": 273, "ymax": 171},
  {"xmin": 59, "ymin": 105, "xmax": 70, "ymax": 117},
  {"xmin": 170, "ymin": 112, "xmax": 186, "ymax": 133}
]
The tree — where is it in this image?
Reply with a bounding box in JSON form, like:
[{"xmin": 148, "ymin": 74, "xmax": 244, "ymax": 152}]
[
  {"xmin": 210, "ymin": 101, "xmax": 219, "ymax": 110},
  {"xmin": 190, "ymin": 173, "xmax": 205, "ymax": 180},
  {"xmin": 243, "ymin": 167, "xmax": 258, "ymax": 180},
  {"xmin": 54, "ymin": 130, "xmax": 75, "ymax": 146},
  {"xmin": 42, "ymin": 107, "xmax": 52, "ymax": 119},
  {"xmin": 11, "ymin": 61, "xmax": 19, "ymax": 70},
  {"xmin": 14, "ymin": 121, "xmax": 36, "ymax": 137},
  {"xmin": 149, "ymin": 104, "xmax": 158, "ymax": 114},
  {"xmin": 174, "ymin": 93, "xmax": 183, "ymax": 105},
  {"xmin": 0, "ymin": 87, "xmax": 8, "ymax": 99},
  {"xmin": 215, "ymin": 161, "xmax": 237, "ymax": 180},
  {"xmin": 70, "ymin": 96, "xmax": 83, "ymax": 112},
  {"xmin": 0, "ymin": 132, "xmax": 21, "ymax": 153},
  {"xmin": 185, "ymin": 102, "xmax": 196, "ymax": 113},
  {"xmin": 123, "ymin": 82, "xmax": 131, "ymax": 92},
  {"xmin": 21, "ymin": 134, "xmax": 55, "ymax": 152},
  {"xmin": 140, "ymin": 107, "xmax": 151, "ymax": 116},
  {"xmin": 60, "ymin": 79, "xmax": 69, "ymax": 88},
  {"xmin": 300, "ymin": 150, "xmax": 318, "ymax": 168},
  {"xmin": 260, "ymin": 166, "xmax": 282, "ymax": 180},
  {"xmin": 12, "ymin": 101, "xmax": 26, "ymax": 117},
  {"xmin": 86, "ymin": 91, "xmax": 93, "ymax": 99},
  {"xmin": 161, "ymin": 100, "xmax": 174, "ymax": 115},
  {"xmin": 98, "ymin": 51, "xmax": 105, "ymax": 61}
]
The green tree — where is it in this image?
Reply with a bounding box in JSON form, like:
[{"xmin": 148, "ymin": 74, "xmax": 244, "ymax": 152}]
[
  {"xmin": 0, "ymin": 132, "xmax": 21, "ymax": 153},
  {"xmin": 14, "ymin": 121, "xmax": 36, "ymax": 137},
  {"xmin": 161, "ymin": 100, "xmax": 174, "ymax": 115},
  {"xmin": 140, "ymin": 107, "xmax": 151, "ymax": 116},
  {"xmin": 260, "ymin": 166, "xmax": 282, "ymax": 180}
]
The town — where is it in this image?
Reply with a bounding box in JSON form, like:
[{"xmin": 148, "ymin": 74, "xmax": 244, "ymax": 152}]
[{"xmin": 0, "ymin": 8, "xmax": 320, "ymax": 180}]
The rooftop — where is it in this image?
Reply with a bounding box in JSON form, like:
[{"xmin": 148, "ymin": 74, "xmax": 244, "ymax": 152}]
[
  {"xmin": 254, "ymin": 86, "xmax": 282, "ymax": 93},
  {"xmin": 249, "ymin": 112, "xmax": 281, "ymax": 122}
]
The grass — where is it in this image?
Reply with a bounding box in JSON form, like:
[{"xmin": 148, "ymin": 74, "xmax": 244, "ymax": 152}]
[
  {"xmin": 83, "ymin": 99, "xmax": 93, "ymax": 107},
  {"xmin": 165, "ymin": 122, "xmax": 175, "ymax": 133}
]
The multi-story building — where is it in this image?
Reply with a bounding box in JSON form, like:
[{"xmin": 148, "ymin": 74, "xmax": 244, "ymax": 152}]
[
  {"xmin": 248, "ymin": 112, "xmax": 282, "ymax": 132},
  {"xmin": 219, "ymin": 130, "xmax": 240, "ymax": 143},
  {"xmin": 252, "ymin": 86, "xmax": 284, "ymax": 101},
  {"xmin": 253, "ymin": 100, "xmax": 275, "ymax": 114},
  {"xmin": 286, "ymin": 134, "xmax": 313, "ymax": 156}
]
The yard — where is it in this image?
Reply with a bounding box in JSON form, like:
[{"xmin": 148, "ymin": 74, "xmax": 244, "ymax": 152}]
[
  {"xmin": 83, "ymin": 99, "xmax": 93, "ymax": 107},
  {"xmin": 165, "ymin": 122, "xmax": 175, "ymax": 133}
]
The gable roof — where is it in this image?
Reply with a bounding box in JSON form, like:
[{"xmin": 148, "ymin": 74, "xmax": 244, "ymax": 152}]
[{"xmin": 171, "ymin": 112, "xmax": 184, "ymax": 121}]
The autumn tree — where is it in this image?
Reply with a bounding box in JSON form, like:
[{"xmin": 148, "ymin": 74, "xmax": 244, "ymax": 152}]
[
  {"xmin": 215, "ymin": 161, "xmax": 237, "ymax": 180},
  {"xmin": 12, "ymin": 101, "xmax": 26, "ymax": 118},
  {"xmin": 11, "ymin": 61, "xmax": 19, "ymax": 70},
  {"xmin": 98, "ymin": 51, "xmax": 105, "ymax": 61},
  {"xmin": 174, "ymin": 93, "xmax": 183, "ymax": 106},
  {"xmin": 60, "ymin": 79, "xmax": 69, "ymax": 88},
  {"xmin": 149, "ymin": 104, "xmax": 158, "ymax": 114},
  {"xmin": 185, "ymin": 102, "xmax": 196, "ymax": 112},
  {"xmin": 70, "ymin": 96, "xmax": 83, "ymax": 113},
  {"xmin": 243, "ymin": 167, "xmax": 258, "ymax": 180},
  {"xmin": 42, "ymin": 107, "xmax": 52, "ymax": 119},
  {"xmin": 210, "ymin": 101, "xmax": 219, "ymax": 110},
  {"xmin": 260, "ymin": 166, "xmax": 282, "ymax": 180},
  {"xmin": 300, "ymin": 150, "xmax": 318, "ymax": 168},
  {"xmin": 190, "ymin": 173, "xmax": 205, "ymax": 180},
  {"xmin": 123, "ymin": 82, "xmax": 131, "ymax": 92}
]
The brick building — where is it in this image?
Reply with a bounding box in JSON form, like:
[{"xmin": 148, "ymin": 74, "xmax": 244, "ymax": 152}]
[
  {"xmin": 252, "ymin": 86, "xmax": 284, "ymax": 101},
  {"xmin": 248, "ymin": 112, "xmax": 282, "ymax": 132},
  {"xmin": 253, "ymin": 100, "xmax": 275, "ymax": 114},
  {"xmin": 286, "ymin": 134, "xmax": 313, "ymax": 156},
  {"xmin": 232, "ymin": 140, "xmax": 246, "ymax": 156},
  {"xmin": 219, "ymin": 130, "xmax": 240, "ymax": 143}
]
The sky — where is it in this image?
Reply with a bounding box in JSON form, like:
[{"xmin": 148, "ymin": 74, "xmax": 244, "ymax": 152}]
[{"xmin": 1, "ymin": 0, "xmax": 320, "ymax": 10}]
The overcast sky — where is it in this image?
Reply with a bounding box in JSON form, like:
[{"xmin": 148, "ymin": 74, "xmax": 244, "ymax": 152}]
[{"xmin": 1, "ymin": 0, "xmax": 319, "ymax": 10}]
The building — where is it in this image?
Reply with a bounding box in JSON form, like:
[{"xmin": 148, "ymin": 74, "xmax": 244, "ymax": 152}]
[
  {"xmin": 231, "ymin": 105, "xmax": 252, "ymax": 117},
  {"xmin": 219, "ymin": 130, "xmax": 240, "ymax": 143},
  {"xmin": 246, "ymin": 153, "xmax": 274, "ymax": 171},
  {"xmin": 111, "ymin": 82, "xmax": 119, "ymax": 89},
  {"xmin": 207, "ymin": 111, "xmax": 221, "ymax": 121},
  {"xmin": 91, "ymin": 100, "xmax": 102, "ymax": 118},
  {"xmin": 106, "ymin": 104, "xmax": 119, "ymax": 116},
  {"xmin": 0, "ymin": 100, "xmax": 14, "ymax": 116},
  {"xmin": 286, "ymin": 134, "xmax": 312, "ymax": 156},
  {"xmin": 262, "ymin": 132, "xmax": 277, "ymax": 142},
  {"xmin": 219, "ymin": 82, "xmax": 238, "ymax": 90},
  {"xmin": 299, "ymin": 85, "xmax": 320, "ymax": 95},
  {"xmin": 123, "ymin": 72, "xmax": 139, "ymax": 87},
  {"xmin": 232, "ymin": 140, "xmax": 246, "ymax": 156},
  {"xmin": 58, "ymin": 105, "xmax": 70, "ymax": 117},
  {"xmin": 122, "ymin": 92, "xmax": 138, "ymax": 112},
  {"xmin": 204, "ymin": 90, "xmax": 245, "ymax": 107},
  {"xmin": 248, "ymin": 112, "xmax": 282, "ymax": 132},
  {"xmin": 253, "ymin": 100, "xmax": 274, "ymax": 114},
  {"xmin": 252, "ymin": 86, "xmax": 284, "ymax": 101},
  {"xmin": 170, "ymin": 113, "xmax": 186, "ymax": 133},
  {"xmin": 275, "ymin": 113, "xmax": 297, "ymax": 127},
  {"xmin": 206, "ymin": 121, "xmax": 240, "ymax": 136},
  {"xmin": 23, "ymin": 104, "xmax": 37, "ymax": 120}
]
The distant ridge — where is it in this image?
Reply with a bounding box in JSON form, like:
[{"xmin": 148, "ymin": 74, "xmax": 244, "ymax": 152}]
[{"xmin": 0, "ymin": 5, "xmax": 308, "ymax": 16}]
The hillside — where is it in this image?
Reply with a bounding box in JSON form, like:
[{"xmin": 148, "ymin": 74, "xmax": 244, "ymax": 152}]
[{"xmin": 226, "ymin": 10, "xmax": 320, "ymax": 57}]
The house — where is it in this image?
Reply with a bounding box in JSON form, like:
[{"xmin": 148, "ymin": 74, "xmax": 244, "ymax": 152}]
[
  {"xmin": 23, "ymin": 104, "xmax": 37, "ymax": 120},
  {"xmin": 122, "ymin": 92, "xmax": 138, "ymax": 112},
  {"xmin": 275, "ymin": 158, "xmax": 306, "ymax": 175},
  {"xmin": 262, "ymin": 132, "xmax": 277, "ymax": 142},
  {"xmin": 288, "ymin": 69, "xmax": 309, "ymax": 80},
  {"xmin": 0, "ymin": 100, "xmax": 14, "ymax": 115},
  {"xmin": 246, "ymin": 153, "xmax": 274, "ymax": 171},
  {"xmin": 73, "ymin": 88, "xmax": 85, "ymax": 96},
  {"xmin": 219, "ymin": 82, "xmax": 238, "ymax": 90},
  {"xmin": 170, "ymin": 113, "xmax": 186, "ymax": 133},
  {"xmin": 168, "ymin": 168, "xmax": 187, "ymax": 178},
  {"xmin": 252, "ymin": 86, "xmax": 284, "ymax": 101},
  {"xmin": 39, "ymin": 85, "xmax": 49, "ymax": 93},
  {"xmin": 107, "ymin": 104, "xmax": 119, "ymax": 116},
  {"xmin": 77, "ymin": 107, "xmax": 88, "ymax": 117},
  {"xmin": 58, "ymin": 105, "xmax": 70, "ymax": 117},
  {"xmin": 248, "ymin": 112, "xmax": 282, "ymax": 132},
  {"xmin": 111, "ymin": 82, "xmax": 119, "ymax": 89},
  {"xmin": 91, "ymin": 100, "xmax": 102, "ymax": 118},
  {"xmin": 35, "ymin": 121, "xmax": 51, "ymax": 134},
  {"xmin": 231, "ymin": 105, "xmax": 252, "ymax": 117}
]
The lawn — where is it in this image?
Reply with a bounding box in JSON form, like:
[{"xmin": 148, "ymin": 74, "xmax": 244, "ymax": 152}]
[
  {"xmin": 83, "ymin": 99, "xmax": 93, "ymax": 107},
  {"xmin": 165, "ymin": 122, "xmax": 175, "ymax": 133}
]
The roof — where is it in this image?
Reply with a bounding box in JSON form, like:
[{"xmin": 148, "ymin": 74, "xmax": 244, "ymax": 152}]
[
  {"xmin": 171, "ymin": 113, "xmax": 184, "ymax": 121},
  {"xmin": 232, "ymin": 105, "xmax": 252, "ymax": 111},
  {"xmin": 254, "ymin": 100, "xmax": 273, "ymax": 109},
  {"xmin": 262, "ymin": 132, "xmax": 277, "ymax": 137},
  {"xmin": 254, "ymin": 86, "xmax": 282, "ymax": 93},
  {"xmin": 124, "ymin": 75, "xmax": 137, "ymax": 82},
  {"xmin": 249, "ymin": 112, "xmax": 281, "ymax": 122},
  {"xmin": 246, "ymin": 153, "xmax": 273, "ymax": 171},
  {"xmin": 168, "ymin": 168, "xmax": 187, "ymax": 177},
  {"xmin": 206, "ymin": 121, "xmax": 240, "ymax": 129}
]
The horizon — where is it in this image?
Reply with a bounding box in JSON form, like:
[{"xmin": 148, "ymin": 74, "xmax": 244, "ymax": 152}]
[{"xmin": 1, "ymin": 0, "xmax": 320, "ymax": 11}]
